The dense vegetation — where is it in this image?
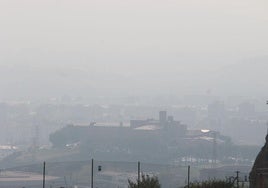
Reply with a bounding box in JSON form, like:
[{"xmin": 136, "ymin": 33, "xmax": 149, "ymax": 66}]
[{"xmin": 184, "ymin": 180, "xmax": 233, "ymax": 188}]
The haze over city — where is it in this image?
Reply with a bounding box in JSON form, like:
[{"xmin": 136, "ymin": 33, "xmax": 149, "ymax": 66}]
[
  {"xmin": 0, "ymin": 0, "xmax": 268, "ymax": 188},
  {"xmin": 0, "ymin": 0, "xmax": 268, "ymax": 99}
]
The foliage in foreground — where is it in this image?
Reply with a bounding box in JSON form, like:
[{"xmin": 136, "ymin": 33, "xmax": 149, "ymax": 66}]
[
  {"xmin": 183, "ymin": 180, "xmax": 233, "ymax": 188},
  {"xmin": 128, "ymin": 174, "xmax": 161, "ymax": 188}
]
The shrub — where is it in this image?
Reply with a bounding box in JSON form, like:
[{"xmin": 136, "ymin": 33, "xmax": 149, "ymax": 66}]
[{"xmin": 128, "ymin": 174, "xmax": 161, "ymax": 188}]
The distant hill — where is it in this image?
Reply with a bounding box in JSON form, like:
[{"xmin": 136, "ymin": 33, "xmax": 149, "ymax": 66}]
[
  {"xmin": 206, "ymin": 57, "xmax": 268, "ymax": 96},
  {"xmin": 0, "ymin": 57, "xmax": 267, "ymax": 100},
  {"xmin": 0, "ymin": 65, "xmax": 132, "ymax": 100}
]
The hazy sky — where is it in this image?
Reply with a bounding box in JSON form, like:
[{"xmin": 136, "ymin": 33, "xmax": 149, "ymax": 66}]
[{"xmin": 0, "ymin": 0, "xmax": 267, "ymax": 99}]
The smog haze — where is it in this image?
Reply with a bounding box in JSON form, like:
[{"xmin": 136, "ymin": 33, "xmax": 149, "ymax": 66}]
[{"xmin": 0, "ymin": 0, "xmax": 268, "ymax": 99}]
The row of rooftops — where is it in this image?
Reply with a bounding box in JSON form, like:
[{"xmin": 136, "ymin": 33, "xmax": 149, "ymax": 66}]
[{"xmin": 130, "ymin": 111, "xmax": 182, "ymax": 129}]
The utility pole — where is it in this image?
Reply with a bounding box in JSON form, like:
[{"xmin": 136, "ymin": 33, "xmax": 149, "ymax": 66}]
[
  {"xmin": 188, "ymin": 165, "xmax": 190, "ymax": 188},
  {"xmin": 266, "ymin": 101, "xmax": 268, "ymax": 134},
  {"xmin": 138, "ymin": 161, "xmax": 140, "ymax": 188},
  {"xmin": 236, "ymin": 171, "xmax": 240, "ymax": 188},
  {"xmin": 212, "ymin": 132, "xmax": 217, "ymax": 168},
  {"xmin": 91, "ymin": 159, "xmax": 94, "ymax": 188},
  {"xmin": 43, "ymin": 161, "xmax": 46, "ymax": 188}
]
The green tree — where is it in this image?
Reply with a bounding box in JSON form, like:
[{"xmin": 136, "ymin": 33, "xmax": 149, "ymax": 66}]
[{"xmin": 128, "ymin": 174, "xmax": 161, "ymax": 188}]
